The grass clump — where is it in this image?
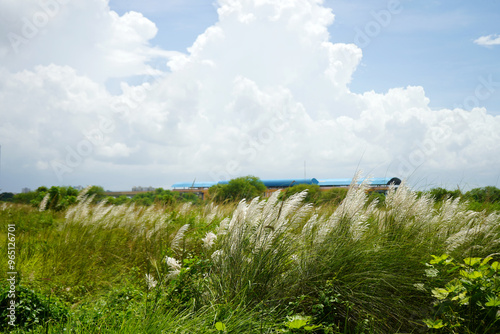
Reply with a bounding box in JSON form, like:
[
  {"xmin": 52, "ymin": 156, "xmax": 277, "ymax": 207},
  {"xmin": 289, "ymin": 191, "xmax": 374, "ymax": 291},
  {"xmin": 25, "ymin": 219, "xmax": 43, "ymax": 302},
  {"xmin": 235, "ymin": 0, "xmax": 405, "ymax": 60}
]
[{"xmin": 1, "ymin": 176, "xmax": 499, "ymax": 333}]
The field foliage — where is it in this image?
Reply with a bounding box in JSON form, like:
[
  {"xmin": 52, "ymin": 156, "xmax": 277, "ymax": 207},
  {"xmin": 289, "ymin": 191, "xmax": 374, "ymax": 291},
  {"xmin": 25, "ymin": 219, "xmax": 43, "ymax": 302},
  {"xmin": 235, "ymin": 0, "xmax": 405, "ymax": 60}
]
[{"xmin": 1, "ymin": 178, "xmax": 499, "ymax": 333}]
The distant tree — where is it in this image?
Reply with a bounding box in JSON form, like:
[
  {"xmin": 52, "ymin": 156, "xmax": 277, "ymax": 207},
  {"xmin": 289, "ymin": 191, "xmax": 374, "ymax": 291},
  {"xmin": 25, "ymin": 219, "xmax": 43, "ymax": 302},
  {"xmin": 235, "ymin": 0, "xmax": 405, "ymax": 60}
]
[
  {"xmin": 209, "ymin": 176, "xmax": 266, "ymax": 203},
  {"xmin": 0, "ymin": 192, "xmax": 14, "ymax": 202},
  {"xmin": 124, "ymin": 188, "xmax": 202, "ymax": 206},
  {"xmin": 428, "ymin": 187, "xmax": 462, "ymax": 202},
  {"xmin": 280, "ymin": 184, "xmax": 322, "ymax": 203},
  {"xmin": 465, "ymin": 186, "xmax": 500, "ymax": 203},
  {"xmin": 319, "ymin": 188, "xmax": 348, "ymax": 206},
  {"xmin": 106, "ymin": 195, "xmax": 131, "ymax": 206},
  {"xmin": 179, "ymin": 192, "xmax": 201, "ymax": 204},
  {"xmin": 12, "ymin": 191, "xmax": 38, "ymax": 205},
  {"xmin": 87, "ymin": 186, "xmax": 105, "ymax": 202},
  {"xmin": 36, "ymin": 186, "xmax": 48, "ymax": 193}
]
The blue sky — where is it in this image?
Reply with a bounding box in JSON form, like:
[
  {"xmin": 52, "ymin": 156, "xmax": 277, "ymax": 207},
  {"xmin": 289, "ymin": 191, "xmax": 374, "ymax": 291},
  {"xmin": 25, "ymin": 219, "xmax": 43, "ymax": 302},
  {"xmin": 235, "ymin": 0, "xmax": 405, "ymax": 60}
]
[{"xmin": 0, "ymin": 0, "xmax": 499, "ymax": 193}]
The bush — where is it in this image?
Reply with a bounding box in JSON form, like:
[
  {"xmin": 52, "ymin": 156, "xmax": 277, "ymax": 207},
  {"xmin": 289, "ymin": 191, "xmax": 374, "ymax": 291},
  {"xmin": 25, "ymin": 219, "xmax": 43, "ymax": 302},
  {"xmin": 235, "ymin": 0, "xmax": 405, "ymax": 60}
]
[
  {"xmin": 424, "ymin": 254, "xmax": 500, "ymax": 333},
  {"xmin": 0, "ymin": 284, "xmax": 69, "ymax": 330},
  {"xmin": 209, "ymin": 176, "xmax": 266, "ymax": 203},
  {"xmin": 465, "ymin": 187, "xmax": 500, "ymax": 204},
  {"xmin": 318, "ymin": 187, "xmax": 348, "ymax": 205},
  {"xmin": 429, "ymin": 187, "xmax": 462, "ymax": 202},
  {"xmin": 0, "ymin": 192, "xmax": 14, "ymax": 202},
  {"xmin": 280, "ymin": 184, "xmax": 322, "ymax": 204}
]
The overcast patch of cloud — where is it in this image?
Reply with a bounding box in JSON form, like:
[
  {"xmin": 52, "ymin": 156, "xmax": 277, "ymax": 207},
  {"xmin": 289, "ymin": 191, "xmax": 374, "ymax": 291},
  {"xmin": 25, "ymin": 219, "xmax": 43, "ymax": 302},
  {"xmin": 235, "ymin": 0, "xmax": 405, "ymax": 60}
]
[{"xmin": 0, "ymin": 0, "xmax": 499, "ymax": 191}]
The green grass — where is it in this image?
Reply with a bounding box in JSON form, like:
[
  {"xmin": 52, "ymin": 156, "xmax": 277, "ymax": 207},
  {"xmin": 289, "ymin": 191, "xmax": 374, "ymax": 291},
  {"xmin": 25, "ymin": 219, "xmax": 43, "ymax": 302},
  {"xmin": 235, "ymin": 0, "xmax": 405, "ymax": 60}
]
[{"xmin": 0, "ymin": 182, "xmax": 499, "ymax": 333}]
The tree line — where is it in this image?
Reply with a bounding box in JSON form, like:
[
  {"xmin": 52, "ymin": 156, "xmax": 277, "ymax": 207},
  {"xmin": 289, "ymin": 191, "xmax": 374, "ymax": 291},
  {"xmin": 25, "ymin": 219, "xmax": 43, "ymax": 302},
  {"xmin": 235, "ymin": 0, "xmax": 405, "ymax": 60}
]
[{"xmin": 2, "ymin": 177, "xmax": 500, "ymax": 212}]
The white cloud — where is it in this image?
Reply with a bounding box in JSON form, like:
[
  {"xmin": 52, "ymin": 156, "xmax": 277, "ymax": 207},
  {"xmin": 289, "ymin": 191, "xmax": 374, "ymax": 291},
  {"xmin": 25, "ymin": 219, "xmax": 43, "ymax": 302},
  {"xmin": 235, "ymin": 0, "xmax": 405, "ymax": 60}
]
[
  {"xmin": 0, "ymin": 0, "xmax": 177, "ymax": 82},
  {"xmin": 0, "ymin": 0, "xmax": 499, "ymax": 191},
  {"xmin": 474, "ymin": 34, "xmax": 500, "ymax": 47}
]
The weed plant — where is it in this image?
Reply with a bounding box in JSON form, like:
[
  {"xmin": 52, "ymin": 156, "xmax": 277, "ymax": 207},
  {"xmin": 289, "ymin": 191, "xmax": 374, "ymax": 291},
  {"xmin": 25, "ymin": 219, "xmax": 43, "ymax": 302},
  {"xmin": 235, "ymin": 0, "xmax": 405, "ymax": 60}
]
[{"xmin": 0, "ymin": 178, "xmax": 499, "ymax": 333}]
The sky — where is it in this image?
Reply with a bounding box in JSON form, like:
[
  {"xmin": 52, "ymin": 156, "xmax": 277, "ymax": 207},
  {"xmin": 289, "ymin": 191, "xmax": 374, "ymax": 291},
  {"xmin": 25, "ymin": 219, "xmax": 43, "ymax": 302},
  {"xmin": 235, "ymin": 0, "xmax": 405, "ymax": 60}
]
[{"xmin": 0, "ymin": 0, "xmax": 499, "ymax": 193}]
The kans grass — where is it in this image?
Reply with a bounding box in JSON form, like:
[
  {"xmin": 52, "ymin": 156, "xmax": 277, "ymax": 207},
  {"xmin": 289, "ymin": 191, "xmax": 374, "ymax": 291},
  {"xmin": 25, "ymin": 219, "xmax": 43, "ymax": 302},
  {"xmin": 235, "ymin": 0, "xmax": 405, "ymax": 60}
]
[{"xmin": 1, "ymin": 179, "xmax": 499, "ymax": 333}]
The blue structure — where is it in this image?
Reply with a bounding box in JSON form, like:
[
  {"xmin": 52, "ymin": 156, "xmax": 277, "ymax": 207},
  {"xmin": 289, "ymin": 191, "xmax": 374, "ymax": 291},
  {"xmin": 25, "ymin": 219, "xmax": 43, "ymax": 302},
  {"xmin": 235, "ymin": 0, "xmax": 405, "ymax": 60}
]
[
  {"xmin": 172, "ymin": 181, "xmax": 217, "ymax": 189},
  {"xmin": 218, "ymin": 178, "xmax": 319, "ymax": 188},
  {"xmin": 317, "ymin": 177, "xmax": 400, "ymax": 187},
  {"xmin": 172, "ymin": 177, "xmax": 400, "ymax": 189}
]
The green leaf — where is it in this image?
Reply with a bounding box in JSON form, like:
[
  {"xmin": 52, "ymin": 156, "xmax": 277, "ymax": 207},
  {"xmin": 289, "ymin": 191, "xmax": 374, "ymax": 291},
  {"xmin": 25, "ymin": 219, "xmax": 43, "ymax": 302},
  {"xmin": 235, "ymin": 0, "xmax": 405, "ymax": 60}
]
[
  {"xmin": 491, "ymin": 261, "xmax": 499, "ymax": 271},
  {"xmin": 287, "ymin": 318, "xmax": 309, "ymax": 329},
  {"xmin": 460, "ymin": 270, "xmax": 482, "ymax": 280},
  {"xmin": 481, "ymin": 257, "xmax": 493, "ymax": 266},
  {"xmin": 430, "ymin": 254, "xmax": 449, "ymax": 265},
  {"xmin": 423, "ymin": 319, "xmax": 446, "ymax": 329},
  {"xmin": 485, "ymin": 296, "xmax": 500, "ymax": 307},
  {"xmin": 304, "ymin": 324, "xmax": 322, "ymax": 331},
  {"xmin": 432, "ymin": 288, "xmax": 449, "ymax": 300},
  {"xmin": 463, "ymin": 257, "xmax": 481, "ymax": 267},
  {"xmin": 215, "ymin": 322, "xmax": 226, "ymax": 331}
]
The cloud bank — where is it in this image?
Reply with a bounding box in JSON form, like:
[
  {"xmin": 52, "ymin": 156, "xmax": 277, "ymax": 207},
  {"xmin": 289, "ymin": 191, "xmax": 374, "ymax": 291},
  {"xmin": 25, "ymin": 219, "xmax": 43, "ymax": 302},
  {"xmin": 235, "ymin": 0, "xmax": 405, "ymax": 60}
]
[{"xmin": 0, "ymin": 0, "xmax": 499, "ymax": 191}]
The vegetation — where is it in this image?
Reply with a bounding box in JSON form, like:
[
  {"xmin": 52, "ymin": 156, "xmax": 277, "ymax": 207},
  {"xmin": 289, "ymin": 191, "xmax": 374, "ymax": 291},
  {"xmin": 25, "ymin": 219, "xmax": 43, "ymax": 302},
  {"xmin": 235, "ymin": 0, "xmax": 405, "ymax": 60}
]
[
  {"xmin": 1, "ymin": 186, "xmax": 200, "ymax": 209},
  {"xmin": 0, "ymin": 180, "xmax": 499, "ymax": 333},
  {"xmin": 208, "ymin": 175, "xmax": 266, "ymax": 203},
  {"xmin": 424, "ymin": 255, "xmax": 500, "ymax": 333},
  {"xmin": 111, "ymin": 188, "xmax": 201, "ymax": 206}
]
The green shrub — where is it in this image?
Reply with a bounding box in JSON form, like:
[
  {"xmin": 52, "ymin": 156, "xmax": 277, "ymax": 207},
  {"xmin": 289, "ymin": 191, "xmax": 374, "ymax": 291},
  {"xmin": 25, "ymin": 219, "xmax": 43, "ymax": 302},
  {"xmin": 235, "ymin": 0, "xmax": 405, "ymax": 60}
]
[
  {"xmin": 464, "ymin": 187, "xmax": 500, "ymax": 204},
  {"xmin": 209, "ymin": 176, "xmax": 266, "ymax": 203},
  {"xmin": 424, "ymin": 254, "xmax": 500, "ymax": 333},
  {"xmin": 0, "ymin": 284, "xmax": 69, "ymax": 330},
  {"xmin": 319, "ymin": 188, "xmax": 348, "ymax": 205},
  {"xmin": 280, "ymin": 184, "xmax": 322, "ymax": 204},
  {"xmin": 429, "ymin": 187, "xmax": 462, "ymax": 202}
]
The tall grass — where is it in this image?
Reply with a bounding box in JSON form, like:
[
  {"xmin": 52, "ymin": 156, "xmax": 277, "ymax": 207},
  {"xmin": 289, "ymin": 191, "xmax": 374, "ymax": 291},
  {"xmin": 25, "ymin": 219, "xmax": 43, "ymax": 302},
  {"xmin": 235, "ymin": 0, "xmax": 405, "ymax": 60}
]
[{"xmin": 1, "ymin": 178, "xmax": 499, "ymax": 333}]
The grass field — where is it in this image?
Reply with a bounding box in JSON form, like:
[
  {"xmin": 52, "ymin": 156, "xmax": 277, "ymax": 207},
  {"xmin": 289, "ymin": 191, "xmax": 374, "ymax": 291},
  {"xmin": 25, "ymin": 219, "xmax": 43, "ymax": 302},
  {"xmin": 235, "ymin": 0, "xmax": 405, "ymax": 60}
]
[{"xmin": 1, "ymin": 181, "xmax": 499, "ymax": 333}]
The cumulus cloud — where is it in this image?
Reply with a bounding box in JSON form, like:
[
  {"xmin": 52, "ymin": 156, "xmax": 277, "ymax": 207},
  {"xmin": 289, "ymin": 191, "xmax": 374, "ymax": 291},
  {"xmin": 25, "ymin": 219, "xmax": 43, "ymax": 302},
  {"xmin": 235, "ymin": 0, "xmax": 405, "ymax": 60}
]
[
  {"xmin": 0, "ymin": 0, "xmax": 177, "ymax": 81},
  {"xmin": 0, "ymin": 0, "xmax": 499, "ymax": 191},
  {"xmin": 474, "ymin": 34, "xmax": 500, "ymax": 47}
]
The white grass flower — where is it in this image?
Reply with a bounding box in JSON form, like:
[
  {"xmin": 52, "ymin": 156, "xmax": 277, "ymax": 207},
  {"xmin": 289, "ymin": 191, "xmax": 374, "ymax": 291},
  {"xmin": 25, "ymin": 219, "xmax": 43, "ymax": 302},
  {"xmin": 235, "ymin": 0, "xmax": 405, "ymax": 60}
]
[
  {"xmin": 165, "ymin": 256, "xmax": 181, "ymax": 271},
  {"xmin": 211, "ymin": 249, "xmax": 223, "ymax": 262},
  {"xmin": 179, "ymin": 202, "xmax": 192, "ymax": 215},
  {"xmin": 165, "ymin": 256, "xmax": 182, "ymax": 279},
  {"xmin": 217, "ymin": 217, "xmax": 231, "ymax": 235},
  {"xmin": 172, "ymin": 224, "xmax": 190, "ymax": 252},
  {"xmin": 39, "ymin": 193, "xmax": 50, "ymax": 212},
  {"xmin": 76, "ymin": 185, "xmax": 92, "ymax": 203},
  {"xmin": 168, "ymin": 269, "xmax": 181, "ymax": 279},
  {"xmin": 202, "ymin": 232, "xmax": 217, "ymax": 249},
  {"xmin": 145, "ymin": 273, "xmax": 157, "ymax": 290}
]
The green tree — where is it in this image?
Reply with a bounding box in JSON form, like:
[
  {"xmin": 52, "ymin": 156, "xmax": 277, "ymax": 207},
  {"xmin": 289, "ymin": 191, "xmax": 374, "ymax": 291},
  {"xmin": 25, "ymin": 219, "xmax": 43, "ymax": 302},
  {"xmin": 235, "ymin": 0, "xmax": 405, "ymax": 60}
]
[
  {"xmin": 319, "ymin": 188, "xmax": 348, "ymax": 205},
  {"xmin": 428, "ymin": 187, "xmax": 462, "ymax": 202},
  {"xmin": 209, "ymin": 176, "xmax": 266, "ymax": 203},
  {"xmin": 87, "ymin": 185, "xmax": 105, "ymax": 202},
  {"xmin": 280, "ymin": 184, "xmax": 322, "ymax": 204},
  {"xmin": 0, "ymin": 192, "xmax": 14, "ymax": 202},
  {"xmin": 465, "ymin": 186, "xmax": 500, "ymax": 203}
]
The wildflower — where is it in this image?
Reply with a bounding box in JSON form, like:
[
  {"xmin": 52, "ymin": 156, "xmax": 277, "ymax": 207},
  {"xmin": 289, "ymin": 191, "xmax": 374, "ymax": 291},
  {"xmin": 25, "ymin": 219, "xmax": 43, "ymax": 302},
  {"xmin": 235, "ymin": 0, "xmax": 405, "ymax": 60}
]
[
  {"xmin": 39, "ymin": 193, "xmax": 50, "ymax": 212},
  {"xmin": 172, "ymin": 224, "xmax": 190, "ymax": 252},
  {"xmin": 145, "ymin": 273, "xmax": 157, "ymax": 290},
  {"xmin": 202, "ymin": 232, "xmax": 217, "ymax": 249},
  {"xmin": 165, "ymin": 256, "xmax": 182, "ymax": 278},
  {"xmin": 165, "ymin": 256, "xmax": 181, "ymax": 271},
  {"xmin": 211, "ymin": 249, "xmax": 223, "ymax": 262}
]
